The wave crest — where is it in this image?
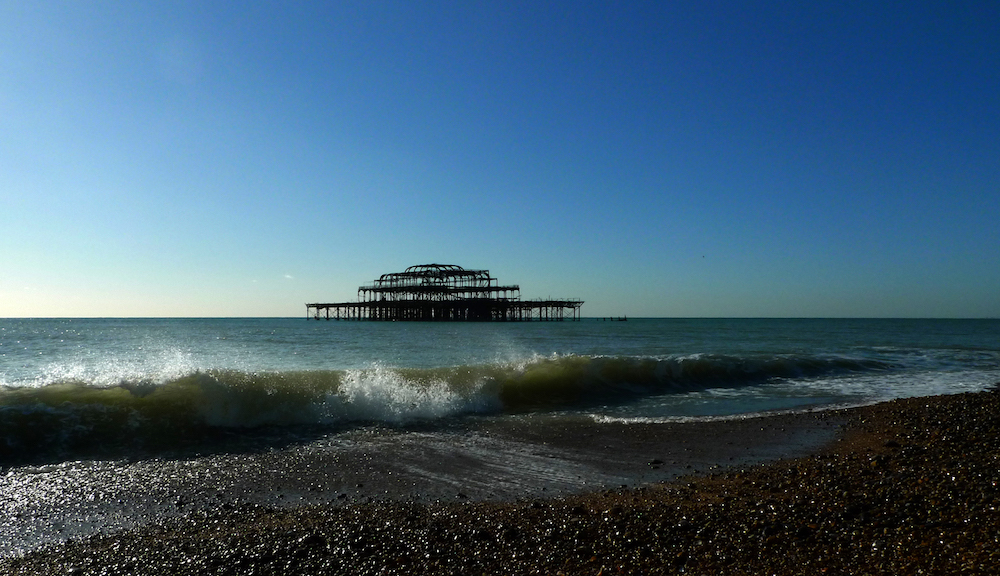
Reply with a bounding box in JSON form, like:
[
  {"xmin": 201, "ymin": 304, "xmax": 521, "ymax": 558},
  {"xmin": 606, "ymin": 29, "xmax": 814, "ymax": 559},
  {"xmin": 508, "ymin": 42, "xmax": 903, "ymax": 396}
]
[{"xmin": 0, "ymin": 353, "xmax": 888, "ymax": 462}]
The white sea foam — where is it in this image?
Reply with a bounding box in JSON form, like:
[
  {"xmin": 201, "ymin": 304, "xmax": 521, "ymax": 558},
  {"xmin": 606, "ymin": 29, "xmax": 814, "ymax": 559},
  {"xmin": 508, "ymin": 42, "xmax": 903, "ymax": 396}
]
[{"xmin": 325, "ymin": 364, "xmax": 501, "ymax": 423}]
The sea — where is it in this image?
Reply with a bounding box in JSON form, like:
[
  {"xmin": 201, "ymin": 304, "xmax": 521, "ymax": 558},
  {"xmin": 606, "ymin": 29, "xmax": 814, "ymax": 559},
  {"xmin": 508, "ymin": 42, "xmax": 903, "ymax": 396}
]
[{"xmin": 1, "ymin": 317, "xmax": 998, "ymax": 555}]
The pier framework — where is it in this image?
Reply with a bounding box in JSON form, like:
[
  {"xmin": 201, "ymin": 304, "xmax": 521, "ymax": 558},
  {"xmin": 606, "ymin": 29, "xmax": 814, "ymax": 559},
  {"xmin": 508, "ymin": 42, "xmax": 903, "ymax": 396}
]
[{"xmin": 307, "ymin": 264, "xmax": 582, "ymax": 322}]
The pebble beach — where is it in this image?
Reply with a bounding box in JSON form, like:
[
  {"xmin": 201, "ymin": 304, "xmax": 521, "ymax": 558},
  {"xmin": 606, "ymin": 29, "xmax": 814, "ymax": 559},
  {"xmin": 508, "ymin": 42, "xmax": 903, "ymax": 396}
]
[{"xmin": 5, "ymin": 386, "xmax": 999, "ymax": 575}]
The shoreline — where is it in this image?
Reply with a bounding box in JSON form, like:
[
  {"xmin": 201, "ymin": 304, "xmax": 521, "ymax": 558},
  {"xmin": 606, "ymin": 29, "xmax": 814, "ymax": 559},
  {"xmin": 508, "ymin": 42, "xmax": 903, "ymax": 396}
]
[
  {"xmin": 0, "ymin": 407, "xmax": 844, "ymax": 558},
  {"xmin": 5, "ymin": 389, "xmax": 1000, "ymax": 574}
]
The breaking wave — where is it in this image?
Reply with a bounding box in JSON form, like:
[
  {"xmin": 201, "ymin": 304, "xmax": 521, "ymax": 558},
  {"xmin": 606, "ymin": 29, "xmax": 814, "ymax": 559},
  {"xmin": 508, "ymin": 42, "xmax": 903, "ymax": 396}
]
[{"xmin": 0, "ymin": 353, "xmax": 890, "ymax": 462}]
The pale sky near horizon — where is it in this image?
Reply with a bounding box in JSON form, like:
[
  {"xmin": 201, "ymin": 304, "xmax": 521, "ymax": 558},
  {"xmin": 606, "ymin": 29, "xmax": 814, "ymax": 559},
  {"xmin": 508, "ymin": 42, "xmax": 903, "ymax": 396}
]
[{"xmin": 2, "ymin": 1, "xmax": 998, "ymax": 318}]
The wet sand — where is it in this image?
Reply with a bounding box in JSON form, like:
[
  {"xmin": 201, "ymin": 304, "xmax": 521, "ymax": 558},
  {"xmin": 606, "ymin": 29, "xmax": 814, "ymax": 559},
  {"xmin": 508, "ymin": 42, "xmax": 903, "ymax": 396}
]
[{"xmin": 5, "ymin": 388, "xmax": 1000, "ymax": 574}]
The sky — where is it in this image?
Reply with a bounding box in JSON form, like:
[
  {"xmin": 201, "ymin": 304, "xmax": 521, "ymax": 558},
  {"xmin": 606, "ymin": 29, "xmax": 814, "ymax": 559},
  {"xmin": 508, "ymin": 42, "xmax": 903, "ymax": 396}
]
[{"xmin": 2, "ymin": 1, "xmax": 998, "ymax": 318}]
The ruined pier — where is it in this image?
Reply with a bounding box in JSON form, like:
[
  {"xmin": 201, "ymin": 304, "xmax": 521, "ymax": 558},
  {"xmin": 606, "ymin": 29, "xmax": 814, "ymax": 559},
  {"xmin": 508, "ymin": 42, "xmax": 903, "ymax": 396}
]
[{"xmin": 306, "ymin": 264, "xmax": 583, "ymax": 321}]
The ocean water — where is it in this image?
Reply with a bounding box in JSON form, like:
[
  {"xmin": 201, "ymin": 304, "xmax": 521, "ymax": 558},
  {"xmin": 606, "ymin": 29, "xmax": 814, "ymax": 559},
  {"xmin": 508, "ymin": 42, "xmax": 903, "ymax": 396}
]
[
  {"xmin": 1, "ymin": 317, "xmax": 998, "ymax": 556},
  {"xmin": 1, "ymin": 317, "xmax": 998, "ymax": 464}
]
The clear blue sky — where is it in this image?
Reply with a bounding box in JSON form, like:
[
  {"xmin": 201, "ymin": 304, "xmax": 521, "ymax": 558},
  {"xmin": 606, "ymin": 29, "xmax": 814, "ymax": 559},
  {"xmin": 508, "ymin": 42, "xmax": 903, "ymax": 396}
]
[{"xmin": 2, "ymin": 1, "xmax": 998, "ymax": 318}]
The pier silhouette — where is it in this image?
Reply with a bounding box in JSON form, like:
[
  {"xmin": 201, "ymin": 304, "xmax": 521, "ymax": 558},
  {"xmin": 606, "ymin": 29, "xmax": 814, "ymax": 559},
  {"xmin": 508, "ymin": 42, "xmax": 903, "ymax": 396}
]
[{"xmin": 307, "ymin": 264, "xmax": 583, "ymax": 321}]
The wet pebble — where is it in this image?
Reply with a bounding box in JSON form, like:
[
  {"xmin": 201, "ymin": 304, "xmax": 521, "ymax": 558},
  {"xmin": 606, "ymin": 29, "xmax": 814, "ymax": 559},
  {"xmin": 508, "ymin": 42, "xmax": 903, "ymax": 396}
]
[{"xmin": 5, "ymin": 388, "xmax": 1000, "ymax": 575}]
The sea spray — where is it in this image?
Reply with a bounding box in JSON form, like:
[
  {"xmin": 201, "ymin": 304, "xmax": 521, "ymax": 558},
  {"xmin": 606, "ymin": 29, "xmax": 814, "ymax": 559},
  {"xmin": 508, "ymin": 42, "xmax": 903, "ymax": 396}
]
[
  {"xmin": 326, "ymin": 363, "xmax": 501, "ymax": 422},
  {"xmin": 0, "ymin": 352, "xmax": 908, "ymax": 464}
]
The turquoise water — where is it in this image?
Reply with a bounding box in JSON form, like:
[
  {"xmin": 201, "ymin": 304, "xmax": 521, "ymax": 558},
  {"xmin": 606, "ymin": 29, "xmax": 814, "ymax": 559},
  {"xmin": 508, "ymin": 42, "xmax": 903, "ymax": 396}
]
[{"xmin": 1, "ymin": 318, "xmax": 998, "ymax": 462}]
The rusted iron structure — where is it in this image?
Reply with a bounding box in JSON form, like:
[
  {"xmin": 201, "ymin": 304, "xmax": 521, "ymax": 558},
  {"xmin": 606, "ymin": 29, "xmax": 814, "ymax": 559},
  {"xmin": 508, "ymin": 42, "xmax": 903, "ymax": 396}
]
[{"xmin": 307, "ymin": 264, "xmax": 583, "ymax": 321}]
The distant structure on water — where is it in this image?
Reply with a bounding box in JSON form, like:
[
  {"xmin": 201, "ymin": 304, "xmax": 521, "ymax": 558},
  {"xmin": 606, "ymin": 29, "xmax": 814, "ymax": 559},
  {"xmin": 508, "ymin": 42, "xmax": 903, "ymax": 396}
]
[{"xmin": 307, "ymin": 264, "xmax": 583, "ymax": 321}]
